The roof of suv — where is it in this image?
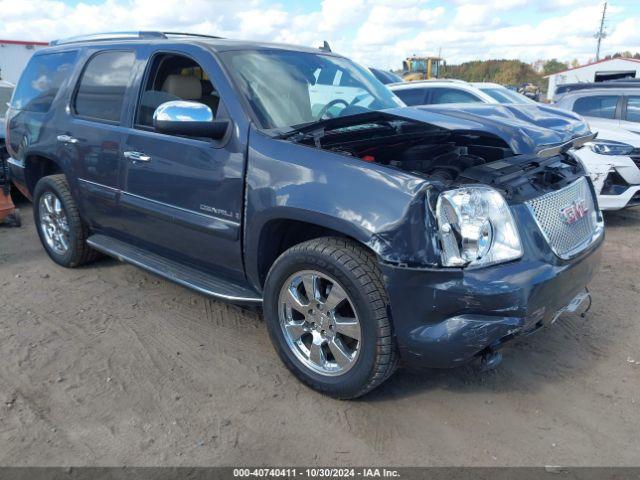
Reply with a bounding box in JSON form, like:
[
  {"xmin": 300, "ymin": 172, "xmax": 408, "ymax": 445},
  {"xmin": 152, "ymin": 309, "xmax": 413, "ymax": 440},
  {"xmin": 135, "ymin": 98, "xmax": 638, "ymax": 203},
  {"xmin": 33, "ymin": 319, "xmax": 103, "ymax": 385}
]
[
  {"xmin": 557, "ymin": 87, "xmax": 636, "ymax": 100},
  {"xmin": 46, "ymin": 31, "xmax": 332, "ymax": 55}
]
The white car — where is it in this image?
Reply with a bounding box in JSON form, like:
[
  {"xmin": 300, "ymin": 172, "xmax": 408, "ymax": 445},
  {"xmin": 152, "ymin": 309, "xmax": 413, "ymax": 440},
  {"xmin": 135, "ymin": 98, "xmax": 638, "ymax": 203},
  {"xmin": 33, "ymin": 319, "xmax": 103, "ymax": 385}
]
[
  {"xmin": 571, "ymin": 122, "xmax": 640, "ymax": 210},
  {"xmin": 391, "ymin": 80, "xmax": 640, "ymax": 210},
  {"xmin": 389, "ymin": 80, "xmax": 534, "ymax": 106},
  {"xmin": 554, "ymin": 87, "xmax": 640, "ymax": 134},
  {"xmin": 471, "ymin": 82, "xmax": 537, "ymax": 105},
  {"xmin": 555, "ymin": 89, "xmax": 640, "ymax": 210}
]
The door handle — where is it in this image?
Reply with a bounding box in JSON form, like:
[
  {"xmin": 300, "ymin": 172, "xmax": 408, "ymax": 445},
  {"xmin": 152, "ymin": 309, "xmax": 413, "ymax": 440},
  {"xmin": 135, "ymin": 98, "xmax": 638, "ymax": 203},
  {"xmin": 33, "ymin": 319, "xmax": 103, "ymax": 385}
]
[
  {"xmin": 124, "ymin": 151, "xmax": 152, "ymax": 162},
  {"xmin": 57, "ymin": 134, "xmax": 79, "ymax": 144}
]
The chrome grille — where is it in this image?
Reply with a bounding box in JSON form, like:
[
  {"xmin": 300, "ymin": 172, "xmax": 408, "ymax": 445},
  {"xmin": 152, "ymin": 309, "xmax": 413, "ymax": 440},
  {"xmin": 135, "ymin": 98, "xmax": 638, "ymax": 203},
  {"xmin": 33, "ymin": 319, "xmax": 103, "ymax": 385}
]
[{"xmin": 526, "ymin": 177, "xmax": 601, "ymax": 259}]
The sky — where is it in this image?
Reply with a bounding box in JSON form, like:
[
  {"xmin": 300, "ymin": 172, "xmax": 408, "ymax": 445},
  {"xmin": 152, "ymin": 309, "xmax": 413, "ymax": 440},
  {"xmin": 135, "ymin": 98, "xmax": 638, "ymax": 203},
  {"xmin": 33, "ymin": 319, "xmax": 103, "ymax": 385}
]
[{"xmin": 1, "ymin": 0, "xmax": 639, "ymax": 69}]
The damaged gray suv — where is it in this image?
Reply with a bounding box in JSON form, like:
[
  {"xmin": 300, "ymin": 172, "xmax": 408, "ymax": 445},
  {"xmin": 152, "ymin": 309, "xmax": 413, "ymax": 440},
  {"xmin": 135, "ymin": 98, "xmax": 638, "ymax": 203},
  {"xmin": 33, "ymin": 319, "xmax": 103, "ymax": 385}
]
[{"xmin": 7, "ymin": 32, "xmax": 603, "ymax": 398}]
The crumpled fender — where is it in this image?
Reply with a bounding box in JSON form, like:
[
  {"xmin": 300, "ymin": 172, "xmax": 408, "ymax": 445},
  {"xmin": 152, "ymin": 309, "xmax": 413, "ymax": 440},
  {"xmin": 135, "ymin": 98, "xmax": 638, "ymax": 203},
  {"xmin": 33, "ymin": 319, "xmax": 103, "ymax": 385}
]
[
  {"xmin": 244, "ymin": 129, "xmax": 447, "ymax": 289},
  {"xmin": 366, "ymin": 182, "xmax": 443, "ymax": 267}
]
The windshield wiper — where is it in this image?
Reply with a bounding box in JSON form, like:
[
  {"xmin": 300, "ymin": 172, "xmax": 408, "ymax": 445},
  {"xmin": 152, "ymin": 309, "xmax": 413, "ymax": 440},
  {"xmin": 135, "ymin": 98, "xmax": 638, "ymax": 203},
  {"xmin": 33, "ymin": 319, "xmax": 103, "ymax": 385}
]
[
  {"xmin": 275, "ymin": 119, "xmax": 328, "ymax": 140},
  {"xmin": 275, "ymin": 110, "xmax": 400, "ymax": 141}
]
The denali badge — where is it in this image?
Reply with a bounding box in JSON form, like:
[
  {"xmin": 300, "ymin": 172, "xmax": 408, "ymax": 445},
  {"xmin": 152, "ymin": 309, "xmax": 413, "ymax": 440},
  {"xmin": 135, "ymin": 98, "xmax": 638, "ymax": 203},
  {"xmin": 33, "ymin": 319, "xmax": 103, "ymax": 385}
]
[{"xmin": 560, "ymin": 199, "xmax": 589, "ymax": 225}]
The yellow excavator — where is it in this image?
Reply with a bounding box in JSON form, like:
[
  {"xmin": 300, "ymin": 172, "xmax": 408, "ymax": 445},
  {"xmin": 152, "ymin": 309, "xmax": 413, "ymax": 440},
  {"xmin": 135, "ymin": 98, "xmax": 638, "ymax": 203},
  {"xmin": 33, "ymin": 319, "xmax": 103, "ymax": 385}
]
[{"xmin": 402, "ymin": 56, "xmax": 444, "ymax": 81}]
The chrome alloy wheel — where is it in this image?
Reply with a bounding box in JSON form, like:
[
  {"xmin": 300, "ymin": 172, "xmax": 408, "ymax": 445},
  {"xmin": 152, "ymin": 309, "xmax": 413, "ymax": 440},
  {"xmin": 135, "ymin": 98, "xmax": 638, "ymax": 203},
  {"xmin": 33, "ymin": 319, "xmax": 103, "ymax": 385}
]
[
  {"xmin": 39, "ymin": 192, "xmax": 70, "ymax": 255},
  {"xmin": 278, "ymin": 270, "xmax": 362, "ymax": 376}
]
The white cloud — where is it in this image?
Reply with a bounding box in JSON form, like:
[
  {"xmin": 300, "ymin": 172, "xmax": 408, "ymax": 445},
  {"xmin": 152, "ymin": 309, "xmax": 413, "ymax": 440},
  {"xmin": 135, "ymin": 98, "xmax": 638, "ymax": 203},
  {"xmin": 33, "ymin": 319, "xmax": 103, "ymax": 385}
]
[
  {"xmin": 453, "ymin": 4, "xmax": 502, "ymax": 29},
  {"xmin": 355, "ymin": 4, "xmax": 445, "ymax": 46},
  {"xmin": 236, "ymin": 8, "xmax": 288, "ymax": 36},
  {"xmin": 0, "ymin": 0, "xmax": 638, "ymax": 70}
]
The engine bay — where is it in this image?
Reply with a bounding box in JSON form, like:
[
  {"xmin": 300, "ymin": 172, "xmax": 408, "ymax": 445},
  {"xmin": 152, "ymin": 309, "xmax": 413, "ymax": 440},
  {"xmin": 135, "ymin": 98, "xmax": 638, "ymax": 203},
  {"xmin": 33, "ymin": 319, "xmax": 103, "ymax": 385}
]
[{"xmin": 286, "ymin": 119, "xmax": 585, "ymax": 203}]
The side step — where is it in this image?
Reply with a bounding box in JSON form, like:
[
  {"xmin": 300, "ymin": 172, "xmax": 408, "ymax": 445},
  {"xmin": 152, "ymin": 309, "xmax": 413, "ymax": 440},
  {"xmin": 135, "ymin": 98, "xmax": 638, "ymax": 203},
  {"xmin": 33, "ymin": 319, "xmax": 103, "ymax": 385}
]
[{"xmin": 87, "ymin": 234, "xmax": 262, "ymax": 304}]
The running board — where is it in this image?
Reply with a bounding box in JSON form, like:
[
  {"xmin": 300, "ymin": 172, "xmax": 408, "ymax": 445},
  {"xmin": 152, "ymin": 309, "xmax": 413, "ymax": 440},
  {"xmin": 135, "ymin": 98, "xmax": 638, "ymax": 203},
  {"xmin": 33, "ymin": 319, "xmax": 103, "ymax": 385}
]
[{"xmin": 87, "ymin": 234, "xmax": 262, "ymax": 304}]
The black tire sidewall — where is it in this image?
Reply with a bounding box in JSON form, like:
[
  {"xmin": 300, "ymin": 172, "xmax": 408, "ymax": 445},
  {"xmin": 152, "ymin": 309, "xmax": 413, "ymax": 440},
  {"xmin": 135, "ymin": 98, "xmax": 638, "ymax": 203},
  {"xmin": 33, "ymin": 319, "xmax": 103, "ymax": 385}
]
[
  {"xmin": 264, "ymin": 245, "xmax": 382, "ymax": 398},
  {"xmin": 33, "ymin": 177, "xmax": 79, "ymax": 267}
]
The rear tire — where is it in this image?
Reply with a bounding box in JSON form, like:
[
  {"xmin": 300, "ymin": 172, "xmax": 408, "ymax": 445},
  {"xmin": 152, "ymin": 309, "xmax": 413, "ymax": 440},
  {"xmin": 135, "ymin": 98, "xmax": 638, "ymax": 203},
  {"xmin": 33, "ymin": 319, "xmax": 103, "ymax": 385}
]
[
  {"xmin": 264, "ymin": 237, "xmax": 397, "ymax": 399},
  {"xmin": 33, "ymin": 175, "xmax": 98, "ymax": 268}
]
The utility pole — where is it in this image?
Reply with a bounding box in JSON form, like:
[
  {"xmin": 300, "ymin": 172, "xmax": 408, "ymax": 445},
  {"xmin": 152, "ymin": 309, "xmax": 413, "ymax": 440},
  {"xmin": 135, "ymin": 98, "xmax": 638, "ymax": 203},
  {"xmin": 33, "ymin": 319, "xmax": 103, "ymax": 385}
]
[{"xmin": 595, "ymin": 2, "xmax": 607, "ymax": 61}]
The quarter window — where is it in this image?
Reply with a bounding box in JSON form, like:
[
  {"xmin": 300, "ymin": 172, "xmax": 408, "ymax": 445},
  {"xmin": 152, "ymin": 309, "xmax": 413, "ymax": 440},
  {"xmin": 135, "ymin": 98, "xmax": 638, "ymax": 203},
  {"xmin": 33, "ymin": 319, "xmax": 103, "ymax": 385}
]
[
  {"xmin": 11, "ymin": 51, "xmax": 77, "ymax": 112},
  {"xmin": 74, "ymin": 51, "xmax": 135, "ymax": 122},
  {"xmin": 573, "ymin": 95, "xmax": 619, "ymax": 119},
  {"xmin": 625, "ymin": 96, "xmax": 640, "ymax": 123}
]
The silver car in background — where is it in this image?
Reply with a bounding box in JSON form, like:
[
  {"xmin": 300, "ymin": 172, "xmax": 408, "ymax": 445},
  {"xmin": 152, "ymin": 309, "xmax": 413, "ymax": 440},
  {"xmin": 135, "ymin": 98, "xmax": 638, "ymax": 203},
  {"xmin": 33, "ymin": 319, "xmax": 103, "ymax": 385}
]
[
  {"xmin": 390, "ymin": 79, "xmax": 640, "ymax": 210},
  {"xmin": 556, "ymin": 89, "xmax": 640, "ymax": 210}
]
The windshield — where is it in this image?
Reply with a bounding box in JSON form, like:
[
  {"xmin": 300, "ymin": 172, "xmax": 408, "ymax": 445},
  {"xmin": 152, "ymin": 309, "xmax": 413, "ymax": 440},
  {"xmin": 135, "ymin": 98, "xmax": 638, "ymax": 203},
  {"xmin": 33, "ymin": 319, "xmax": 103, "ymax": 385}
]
[
  {"xmin": 479, "ymin": 86, "xmax": 535, "ymax": 104},
  {"xmin": 0, "ymin": 86, "xmax": 13, "ymax": 116},
  {"xmin": 220, "ymin": 49, "xmax": 403, "ymax": 129},
  {"xmin": 370, "ymin": 68, "xmax": 402, "ymax": 85}
]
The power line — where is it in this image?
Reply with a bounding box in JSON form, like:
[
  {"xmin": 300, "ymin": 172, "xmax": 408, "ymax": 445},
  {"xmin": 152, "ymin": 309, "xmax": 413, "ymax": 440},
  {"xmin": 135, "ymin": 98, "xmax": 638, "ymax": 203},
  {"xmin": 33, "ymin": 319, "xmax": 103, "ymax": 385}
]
[{"xmin": 595, "ymin": 2, "xmax": 608, "ymax": 61}]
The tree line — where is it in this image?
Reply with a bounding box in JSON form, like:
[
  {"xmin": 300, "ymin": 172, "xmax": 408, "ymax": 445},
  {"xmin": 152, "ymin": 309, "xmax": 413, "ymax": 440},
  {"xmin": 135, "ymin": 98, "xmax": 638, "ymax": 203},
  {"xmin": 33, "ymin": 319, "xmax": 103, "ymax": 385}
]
[{"xmin": 436, "ymin": 51, "xmax": 640, "ymax": 90}]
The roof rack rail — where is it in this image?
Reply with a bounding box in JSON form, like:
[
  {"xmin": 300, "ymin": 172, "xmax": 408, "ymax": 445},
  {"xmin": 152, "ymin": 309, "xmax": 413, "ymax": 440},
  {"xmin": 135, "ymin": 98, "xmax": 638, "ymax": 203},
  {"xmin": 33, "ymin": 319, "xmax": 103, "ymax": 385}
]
[
  {"xmin": 162, "ymin": 32, "xmax": 223, "ymax": 40},
  {"xmin": 50, "ymin": 31, "xmax": 224, "ymax": 46},
  {"xmin": 50, "ymin": 31, "xmax": 167, "ymax": 46}
]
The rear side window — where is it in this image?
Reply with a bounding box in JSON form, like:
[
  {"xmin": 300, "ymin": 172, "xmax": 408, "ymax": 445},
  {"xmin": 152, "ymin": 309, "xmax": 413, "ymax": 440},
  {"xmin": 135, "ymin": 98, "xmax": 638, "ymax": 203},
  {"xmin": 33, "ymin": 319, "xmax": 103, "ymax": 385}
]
[
  {"xmin": 394, "ymin": 88, "xmax": 428, "ymax": 106},
  {"xmin": 74, "ymin": 51, "xmax": 135, "ymax": 122},
  {"xmin": 11, "ymin": 51, "xmax": 77, "ymax": 112},
  {"xmin": 431, "ymin": 88, "xmax": 482, "ymax": 104},
  {"xmin": 625, "ymin": 96, "xmax": 640, "ymax": 123},
  {"xmin": 573, "ymin": 95, "xmax": 619, "ymax": 119}
]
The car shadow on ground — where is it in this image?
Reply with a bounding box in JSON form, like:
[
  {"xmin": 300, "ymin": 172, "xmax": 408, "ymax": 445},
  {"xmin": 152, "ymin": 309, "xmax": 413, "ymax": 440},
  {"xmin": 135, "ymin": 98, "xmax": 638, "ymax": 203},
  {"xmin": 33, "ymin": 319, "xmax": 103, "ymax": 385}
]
[{"xmin": 603, "ymin": 208, "xmax": 640, "ymax": 226}]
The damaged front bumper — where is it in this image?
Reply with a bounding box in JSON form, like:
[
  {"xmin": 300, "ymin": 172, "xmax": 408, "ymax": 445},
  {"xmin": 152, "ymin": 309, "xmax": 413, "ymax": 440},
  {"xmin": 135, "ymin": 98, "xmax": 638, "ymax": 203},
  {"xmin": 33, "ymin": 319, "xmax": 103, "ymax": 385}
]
[{"xmin": 379, "ymin": 208, "xmax": 604, "ymax": 369}]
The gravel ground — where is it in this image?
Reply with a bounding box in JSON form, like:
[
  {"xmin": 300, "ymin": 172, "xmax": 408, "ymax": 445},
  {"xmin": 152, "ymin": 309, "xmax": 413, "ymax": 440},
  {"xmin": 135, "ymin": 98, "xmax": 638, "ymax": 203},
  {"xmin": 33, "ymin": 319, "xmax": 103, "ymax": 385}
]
[{"xmin": 0, "ymin": 202, "xmax": 639, "ymax": 467}]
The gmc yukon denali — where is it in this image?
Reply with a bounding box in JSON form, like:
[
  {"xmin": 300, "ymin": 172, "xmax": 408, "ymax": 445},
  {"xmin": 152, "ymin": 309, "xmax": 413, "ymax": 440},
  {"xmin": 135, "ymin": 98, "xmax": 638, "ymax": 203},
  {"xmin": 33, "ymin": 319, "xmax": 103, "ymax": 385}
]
[{"xmin": 6, "ymin": 32, "xmax": 603, "ymax": 398}]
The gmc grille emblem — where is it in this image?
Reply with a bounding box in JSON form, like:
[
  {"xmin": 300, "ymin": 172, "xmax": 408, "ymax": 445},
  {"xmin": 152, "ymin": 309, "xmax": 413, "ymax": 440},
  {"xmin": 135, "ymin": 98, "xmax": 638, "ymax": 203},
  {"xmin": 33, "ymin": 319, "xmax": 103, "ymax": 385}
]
[{"xmin": 560, "ymin": 199, "xmax": 589, "ymax": 225}]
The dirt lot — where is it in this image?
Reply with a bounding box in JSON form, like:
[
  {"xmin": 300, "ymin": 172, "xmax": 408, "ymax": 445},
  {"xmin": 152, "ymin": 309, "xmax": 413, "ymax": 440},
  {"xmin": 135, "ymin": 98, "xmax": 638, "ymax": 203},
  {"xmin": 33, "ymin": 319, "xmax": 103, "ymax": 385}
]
[{"xmin": 1, "ymin": 201, "xmax": 639, "ymax": 467}]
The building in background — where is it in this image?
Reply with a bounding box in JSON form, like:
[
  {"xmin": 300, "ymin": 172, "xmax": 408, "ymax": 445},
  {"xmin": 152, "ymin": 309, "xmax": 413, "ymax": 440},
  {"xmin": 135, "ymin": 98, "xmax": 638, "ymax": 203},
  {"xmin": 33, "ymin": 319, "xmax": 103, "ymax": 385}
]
[
  {"xmin": 546, "ymin": 58, "xmax": 640, "ymax": 99},
  {"xmin": 0, "ymin": 39, "xmax": 48, "ymax": 84}
]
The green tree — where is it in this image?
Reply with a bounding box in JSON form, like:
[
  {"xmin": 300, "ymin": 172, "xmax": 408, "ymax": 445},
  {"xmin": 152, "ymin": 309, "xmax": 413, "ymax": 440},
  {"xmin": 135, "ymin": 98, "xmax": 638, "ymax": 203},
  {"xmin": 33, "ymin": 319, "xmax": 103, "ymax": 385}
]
[
  {"xmin": 443, "ymin": 59, "xmax": 541, "ymax": 87},
  {"xmin": 542, "ymin": 59, "xmax": 568, "ymax": 75}
]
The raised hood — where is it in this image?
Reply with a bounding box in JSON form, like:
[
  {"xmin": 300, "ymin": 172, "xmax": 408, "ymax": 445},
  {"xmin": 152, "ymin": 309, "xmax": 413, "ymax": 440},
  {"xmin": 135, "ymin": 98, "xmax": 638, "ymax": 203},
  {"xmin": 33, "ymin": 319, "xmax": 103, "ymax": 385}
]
[
  {"xmin": 280, "ymin": 104, "xmax": 593, "ymax": 157},
  {"xmin": 392, "ymin": 104, "xmax": 592, "ymax": 155}
]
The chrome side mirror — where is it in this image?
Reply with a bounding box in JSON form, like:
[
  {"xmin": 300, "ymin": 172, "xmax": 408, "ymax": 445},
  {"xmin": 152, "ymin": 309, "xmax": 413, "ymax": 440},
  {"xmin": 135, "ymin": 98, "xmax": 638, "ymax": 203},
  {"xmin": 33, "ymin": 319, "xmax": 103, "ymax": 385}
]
[{"xmin": 152, "ymin": 100, "xmax": 229, "ymax": 139}]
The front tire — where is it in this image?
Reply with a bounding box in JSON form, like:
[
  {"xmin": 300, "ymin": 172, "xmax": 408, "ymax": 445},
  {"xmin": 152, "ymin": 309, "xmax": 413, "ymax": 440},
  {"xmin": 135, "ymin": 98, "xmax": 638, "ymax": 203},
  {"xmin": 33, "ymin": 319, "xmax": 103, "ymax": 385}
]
[
  {"xmin": 33, "ymin": 174, "xmax": 98, "ymax": 268},
  {"xmin": 264, "ymin": 237, "xmax": 397, "ymax": 399}
]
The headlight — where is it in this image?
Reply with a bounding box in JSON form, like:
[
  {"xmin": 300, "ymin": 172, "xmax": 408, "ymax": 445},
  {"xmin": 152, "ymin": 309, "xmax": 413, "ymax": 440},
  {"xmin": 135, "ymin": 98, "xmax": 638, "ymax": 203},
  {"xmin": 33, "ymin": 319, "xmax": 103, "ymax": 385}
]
[
  {"xmin": 436, "ymin": 186, "xmax": 523, "ymax": 268},
  {"xmin": 586, "ymin": 141, "xmax": 634, "ymax": 156}
]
